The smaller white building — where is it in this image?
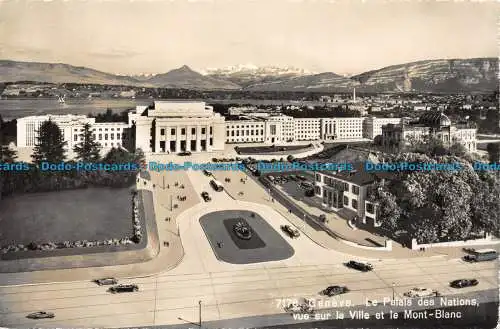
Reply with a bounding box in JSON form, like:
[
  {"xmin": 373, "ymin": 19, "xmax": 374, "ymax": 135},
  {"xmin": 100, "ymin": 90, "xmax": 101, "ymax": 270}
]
[{"xmin": 363, "ymin": 117, "xmax": 402, "ymax": 139}]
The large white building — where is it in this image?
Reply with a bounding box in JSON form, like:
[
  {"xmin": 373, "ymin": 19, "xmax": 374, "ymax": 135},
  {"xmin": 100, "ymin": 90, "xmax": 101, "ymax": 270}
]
[
  {"xmin": 294, "ymin": 118, "xmax": 321, "ymax": 141},
  {"xmin": 129, "ymin": 101, "xmax": 225, "ymax": 153},
  {"xmin": 225, "ymin": 116, "xmax": 377, "ymax": 144},
  {"xmin": 381, "ymin": 112, "xmax": 477, "ymax": 153},
  {"xmin": 321, "ymin": 117, "xmax": 365, "ymax": 141},
  {"xmin": 363, "ymin": 117, "xmax": 403, "ymax": 140},
  {"xmin": 17, "ymin": 115, "xmax": 129, "ymax": 150}
]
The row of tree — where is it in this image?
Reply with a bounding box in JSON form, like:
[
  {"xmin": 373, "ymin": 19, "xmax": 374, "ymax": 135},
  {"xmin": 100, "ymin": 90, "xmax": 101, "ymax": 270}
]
[
  {"xmin": 369, "ymin": 150, "xmax": 500, "ymax": 244},
  {"xmin": 0, "ymin": 120, "xmax": 145, "ymax": 197}
]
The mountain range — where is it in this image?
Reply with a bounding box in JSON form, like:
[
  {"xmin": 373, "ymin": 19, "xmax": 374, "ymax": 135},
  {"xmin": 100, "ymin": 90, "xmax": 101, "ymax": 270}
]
[{"xmin": 0, "ymin": 58, "xmax": 497, "ymax": 93}]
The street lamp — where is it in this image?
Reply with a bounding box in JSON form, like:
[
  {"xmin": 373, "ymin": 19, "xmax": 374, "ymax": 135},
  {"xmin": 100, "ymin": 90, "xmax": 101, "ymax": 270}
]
[{"xmin": 198, "ymin": 300, "xmax": 202, "ymax": 328}]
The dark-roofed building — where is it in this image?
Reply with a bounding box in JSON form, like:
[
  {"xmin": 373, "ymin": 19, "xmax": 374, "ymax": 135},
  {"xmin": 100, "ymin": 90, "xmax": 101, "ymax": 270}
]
[{"xmin": 314, "ymin": 162, "xmax": 391, "ymax": 227}]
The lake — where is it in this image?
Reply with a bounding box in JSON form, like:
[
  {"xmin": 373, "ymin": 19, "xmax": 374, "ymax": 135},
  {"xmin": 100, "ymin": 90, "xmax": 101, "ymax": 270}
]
[
  {"xmin": 0, "ymin": 98, "xmax": 325, "ymax": 120},
  {"xmin": 0, "ymin": 98, "xmax": 150, "ymax": 120}
]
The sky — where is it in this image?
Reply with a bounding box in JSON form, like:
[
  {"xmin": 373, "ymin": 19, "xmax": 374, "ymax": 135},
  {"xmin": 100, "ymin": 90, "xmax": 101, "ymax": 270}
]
[{"xmin": 0, "ymin": 0, "xmax": 497, "ymax": 75}]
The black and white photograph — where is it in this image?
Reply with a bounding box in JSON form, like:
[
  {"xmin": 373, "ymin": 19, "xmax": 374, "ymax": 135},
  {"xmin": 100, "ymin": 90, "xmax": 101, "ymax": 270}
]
[{"xmin": 0, "ymin": 0, "xmax": 498, "ymax": 328}]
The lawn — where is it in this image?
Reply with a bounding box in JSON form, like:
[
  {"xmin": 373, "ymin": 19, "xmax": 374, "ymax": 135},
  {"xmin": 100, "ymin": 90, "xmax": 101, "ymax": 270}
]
[
  {"xmin": 0, "ymin": 187, "xmax": 134, "ymax": 246},
  {"xmin": 236, "ymin": 144, "xmax": 313, "ymax": 155}
]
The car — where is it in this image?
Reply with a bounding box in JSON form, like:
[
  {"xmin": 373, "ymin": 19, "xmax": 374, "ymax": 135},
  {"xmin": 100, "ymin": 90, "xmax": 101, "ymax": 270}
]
[
  {"xmin": 108, "ymin": 284, "xmax": 139, "ymax": 293},
  {"xmin": 26, "ymin": 311, "xmax": 55, "ymax": 319},
  {"xmin": 201, "ymin": 191, "xmax": 211, "ymax": 202},
  {"xmin": 345, "ymin": 260, "xmax": 373, "ymax": 272},
  {"xmin": 178, "ymin": 151, "xmax": 192, "ymax": 156},
  {"xmin": 450, "ymin": 279, "xmax": 479, "ymax": 288},
  {"xmin": 281, "ymin": 225, "xmax": 300, "ymax": 238},
  {"xmin": 404, "ymin": 287, "xmax": 439, "ymax": 298},
  {"xmin": 203, "ymin": 170, "xmax": 212, "ymax": 176},
  {"xmin": 321, "ymin": 285, "xmax": 349, "ymax": 296},
  {"xmin": 94, "ymin": 278, "xmax": 118, "ymax": 286}
]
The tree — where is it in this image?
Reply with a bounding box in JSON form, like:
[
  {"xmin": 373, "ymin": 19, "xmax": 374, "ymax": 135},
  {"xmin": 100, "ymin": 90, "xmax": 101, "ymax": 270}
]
[
  {"xmin": 0, "ymin": 119, "xmax": 16, "ymax": 163},
  {"xmin": 31, "ymin": 120, "xmax": 67, "ymax": 164},
  {"xmin": 486, "ymin": 143, "xmax": 500, "ymax": 163},
  {"xmin": 73, "ymin": 123, "xmax": 101, "ymax": 162},
  {"xmin": 103, "ymin": 147, "xmax": 131, "ymax": 164}
]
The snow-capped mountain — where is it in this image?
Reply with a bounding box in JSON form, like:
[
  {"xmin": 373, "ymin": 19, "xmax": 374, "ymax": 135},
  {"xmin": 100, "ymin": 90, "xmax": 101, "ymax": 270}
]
[
  {"xmin": 204, "ymin": 64, "xmax": 316, "ymax": 87},
  {"xmin": 202, "ymin": 64, "xmax": 315, "ymax": 76}
]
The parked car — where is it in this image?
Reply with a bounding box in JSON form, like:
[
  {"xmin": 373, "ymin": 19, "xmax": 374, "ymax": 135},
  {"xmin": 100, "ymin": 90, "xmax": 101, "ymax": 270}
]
[
  {"xmin": 345, "ymin": 260, "xmax": 373, "ymax": 272},
  {"xmin": 203, "ymin": 170, "xmax": 212, "ymax": 176},
  {"xmin": 26, "ymin": 311, "xmax": 55, "ymax": 319},
  {"xmin": 450, "ymin": 279, "xmax": 479, "ymax": 288},
  {"xmin": 201, "ymin": 191, "xmax": 211, "ymax": 202},
  {"xmin": 94, "ymin": 278, "xmax": 118, "ymax": 286},
  {"xmin": 281, "ymin": 225, "xmax": 300, "ymax": 238},
  {"xmin": 178, "ymin": 151, "xmax": 192, "ymax": 156},
  {"xmin": 404, "ymin": 287, "xmax": 439, "ymax": 298},
  {"xmin": 108, "ymin": 284, "xmax": 139, "ymax": 293},
  {"xmin": 321, "ymin": 285, "xmax": 349, "ymax": 296}
]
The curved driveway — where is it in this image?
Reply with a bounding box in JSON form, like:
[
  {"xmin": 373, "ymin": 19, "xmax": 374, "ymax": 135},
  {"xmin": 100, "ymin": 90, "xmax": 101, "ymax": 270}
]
[{"xmin": 0, "ymin": 168, "xmax": 497, "ymax": 328}]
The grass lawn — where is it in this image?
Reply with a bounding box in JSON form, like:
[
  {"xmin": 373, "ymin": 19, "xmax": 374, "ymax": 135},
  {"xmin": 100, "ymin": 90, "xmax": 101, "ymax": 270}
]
[
  {"xmin": 237, "ymin": 144, "xmax": 312, "ymax": 155},
  {"xmin": 0, "ymin": 187, "xmax": 134, "ymax": 246}
]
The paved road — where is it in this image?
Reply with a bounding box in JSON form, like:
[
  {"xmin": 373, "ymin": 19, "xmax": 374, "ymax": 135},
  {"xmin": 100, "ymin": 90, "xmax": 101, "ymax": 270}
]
[{"xmin": 0, "ymin": 160, "xmax": 498, "ymax": 328}]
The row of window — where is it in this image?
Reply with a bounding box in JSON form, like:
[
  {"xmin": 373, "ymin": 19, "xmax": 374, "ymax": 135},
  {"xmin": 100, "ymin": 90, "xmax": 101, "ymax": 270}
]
[
  {"xmin": 74, "ymin": 127, "xmax": 123, "ymax": 132},
  {"xmin": 160, "ymin": 127, "xmax": 212, "ymax": 136},
  {"xmin": 227, "ymin": 124, "xmax": 264, "ymax": 129},
  {"xmin": 227, "ymin": 137, "xmax": 264, "ymax": 143},
  {"xmin": 319, "ymin": 175, "xmax": 360, "ymax": 195},
  {"xmin": 74, "ymin": 133, "xmax": 125, "ymax": 142},
  {"xmin": 226, "ymin": 129, "xmax": 265, "ymax": 137}
]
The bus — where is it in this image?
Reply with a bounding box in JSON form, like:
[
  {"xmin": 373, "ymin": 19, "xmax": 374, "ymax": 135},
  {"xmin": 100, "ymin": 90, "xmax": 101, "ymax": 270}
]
[
  {"xmin": 210, "ymin": 179, "xmax": 224, "ymax": 192},
  {"xmin": 463, "ymin": 248, "xmax": 498, "ymax": 262}
]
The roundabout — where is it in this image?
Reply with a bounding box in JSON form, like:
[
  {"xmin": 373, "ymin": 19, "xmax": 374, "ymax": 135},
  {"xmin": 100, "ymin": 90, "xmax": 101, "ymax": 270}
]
[{"xmin": 199, "ymin": 209, "xmax": 294, "ymax": 264}]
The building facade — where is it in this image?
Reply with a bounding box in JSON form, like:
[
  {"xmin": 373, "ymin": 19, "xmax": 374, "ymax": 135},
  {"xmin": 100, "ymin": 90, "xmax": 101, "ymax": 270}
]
[
  {"xmin": 314, "ymin": 165, "xmax": 385, "ymax": 227},
  {"xmin": 129, "ymin": 101, "xmax": 225, "ymax": 153},
  {"xmin": 363, "ymin": 117, "xmax": 402, "ymax": 140},
  {"xmin": 381, "ymin": 112, "xmax": 477, "ymax": 153},
  {"xmin": 17, "ymin": 115, "xmax": 129, "ymax": 150}
]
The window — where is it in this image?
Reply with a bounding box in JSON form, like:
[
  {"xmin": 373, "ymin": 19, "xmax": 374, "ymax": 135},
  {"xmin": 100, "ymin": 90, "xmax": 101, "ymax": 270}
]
[
  {"xmin": 352, "ymin": 199, "xmax": 358, "ymax": 209},
  {"xmin": 105, "ymin": 134, "xmax": 108, "ymax": 140},
  {"xmin": 161, "ymin": 129, "xmax": 165, "ymax": 135},
  {"xmin": 366, "ymin": 203, "xmax": 374, "ymax": 214},
  {"xmin": 111, "ymin": 134, "xmax": 114, "ymax": 140},
  {"xmin": 192, "ymin": 128, "xmax": 196, "ymax": 135},
  {"xmin": 171, "ymin": 128, "xmax": 176, "ymax": 135},
  {"xmin": 209, "ymin": 127, "xmax": 212, "ymax": 134},
  {"xmin": 315, "ymin": 174, "xmax": 322, "ymax": 182},
  {"xmin": 209, "ymin": 138, "xmax": 213, "ymax": 146},
  {"xmin": 352, "ymin": 185, "xmax": 359, "ymax": 195},
  {"xmin": 99, "ymin": 134, "xmax": 102, "ymax": 140},
  {"xmin": 231, "ymin": 131, "xmax": 234, "ymax": 136},
  {"xmin": 74, "ymin": 135, "xmax": 78, "ymax": 141},
  {"xmin": 181, "ymin": 128, "xmax": 186, "ymax": 135},
  {"xmin": 343, "ymin": 196, "xmax": 349, "ymax": 206},
  {"xmin": 202, "ymin": 128, "xmax": 206, "ymax": 134},
  {"xmin": 92, "ymin": 134, "xmax": 96, "ymax": 140},
  {"xmin": 227, "ymin": 131, "xmax": 230, "ymax": 137}
]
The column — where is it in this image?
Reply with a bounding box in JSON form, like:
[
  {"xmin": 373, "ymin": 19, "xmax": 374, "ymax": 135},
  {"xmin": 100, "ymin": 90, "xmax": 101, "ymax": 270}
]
[
  {"xmin": 196, "ymin": 125, "xmax": 201, "ymax": 152},
  {"xmin": 175, "ymin": 125, "xmax": 181, "ymax": 153},
  {"xmin": 186, "ymin": 126, "xmax": 191, "ymax": 152},
  {"xmin": 155, "ymin": 125, "xmax": 161, "ymax": 153},
  {"xmin": 165, "ymin": 126, "xmax": 170, "ymax": 153}
]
